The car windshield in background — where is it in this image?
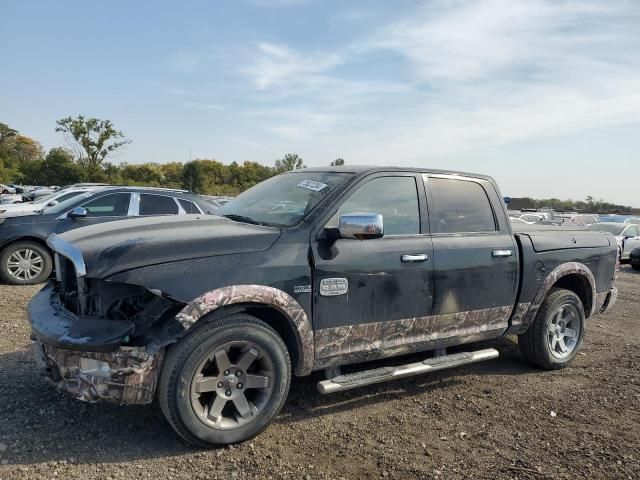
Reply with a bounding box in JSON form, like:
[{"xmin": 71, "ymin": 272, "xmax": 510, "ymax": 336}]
[
  {"xmin": 42, "ymin": 192, "xmax": 95, "ymax": 214},
  {"xmin": 587, "ymin": 224, "xmax": 625, "ymax": 235},
  {"xmin": 219, "ymin": 172, "xmax": 352, "ymax": 227}
]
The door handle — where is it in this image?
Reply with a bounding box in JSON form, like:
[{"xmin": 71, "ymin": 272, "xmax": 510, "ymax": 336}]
[
  {"xmin": 492, "ymin": 249, "xmax": 513, "ymax": 258},
  {"xmin": 401, "ymin": 253, "xmax": 429, "ymax": 263}
]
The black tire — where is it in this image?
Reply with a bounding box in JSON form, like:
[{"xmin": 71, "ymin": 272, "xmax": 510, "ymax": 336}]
[
  {"xmin": 158, "ymin": 313, "xmax": 291, "ymax": 447},
  {"xmin": 518, "ymin": 288, "xmax": 585, "ymax": 370},
  {"xmin": 0, "ymin": 241, "xmax": 53, "ymax": 285},
  {"xmin": 632, "ymin": 263, "xmax": 640, "ymax": 271}
]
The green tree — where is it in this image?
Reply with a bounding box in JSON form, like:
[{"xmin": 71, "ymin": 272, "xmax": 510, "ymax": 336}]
[
  {"xmin": 55, "ymin": 116, "xmax": 131, "ymax": 174},
  {"xmin": 330, "ymin": 158, "xmax": 345, "ymax": 166},
  {"xmin": 22, "ymin": 148, "xmax": 82, "ymax": 186},
  {"xmin": 275, "ymin": 153, "xmax": 305, "ymax": 173},
  {"xmin": 0, "ymin": 123, "xmax": 18, "ymax": 146}
]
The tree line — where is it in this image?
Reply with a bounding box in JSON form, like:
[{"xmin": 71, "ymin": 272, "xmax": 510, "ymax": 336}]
[
  {"xmin": 0, "ymin": 117, "xmax": 631, "ymax": 212},
  {"xmin": 1, "ymin": 118, "xmax": 339, "ymax": 196}
]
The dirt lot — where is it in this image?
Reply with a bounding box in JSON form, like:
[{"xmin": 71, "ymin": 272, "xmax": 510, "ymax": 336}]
[{"xmin": 0, "ymin": 267, "xmax": 638, "ymax": 480}]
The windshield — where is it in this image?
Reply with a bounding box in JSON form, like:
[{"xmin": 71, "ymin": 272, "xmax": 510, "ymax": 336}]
[
  {"xmin": 587, "ymin": 224, "xmax": 625, "ymax": 235},
  {"xmin": 42, "ymin": 191, "xmax": 95, "ymax": 214},
  {"xmin": 219, "ymin": 171, "xmax": 353, "ymax": 227}
]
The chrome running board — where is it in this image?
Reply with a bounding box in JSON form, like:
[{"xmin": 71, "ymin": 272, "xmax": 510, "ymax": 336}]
[{"xmin": 317, "ymin": 348, "xmax": 499, "ymax": 394}]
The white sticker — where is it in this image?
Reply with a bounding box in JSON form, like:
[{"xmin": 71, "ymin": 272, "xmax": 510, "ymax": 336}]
[{"xmin": 297, "ymin": 179, "xmax": 328, "ymax": 192}]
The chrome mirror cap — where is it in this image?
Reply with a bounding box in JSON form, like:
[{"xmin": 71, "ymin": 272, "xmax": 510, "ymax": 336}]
[
  {"xmin": 68, "ymin": 207, "xmax": 88, "ymax": 219},
  {"xmin": 339, "ymin": 212, "xmax": 384, "ymax": 240}
]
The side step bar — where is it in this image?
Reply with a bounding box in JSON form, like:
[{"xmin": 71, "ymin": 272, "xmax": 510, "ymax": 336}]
[{"xmin": 317, "ymin": 348, "xmax": 499, "ymax": 394}]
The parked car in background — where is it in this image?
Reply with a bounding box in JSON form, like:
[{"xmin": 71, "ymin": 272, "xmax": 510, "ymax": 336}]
[
  {"xmin": 1, "ymin": 184, "xmax": 16, "ymax": 194},
  {"xmin": 519, "ymin": 213, "xmax": 544, "ymax": 224},
  {"xmin": 624, "ymin": 217, "xmax": 640, "ymax": 225},
  {"xmin": 8, "ymin": 184, "xmax": 25, "ymax": 194},
  {"xmin": 0, "ymin": 193, "xmax": 24, "ymax": 205},
  {"xmin": 0, "ymin": 186, "xmax": 104, "ymax": 217},
  {"xmin": 22, "ymin": 186, "xmax": 54, "ymax": 202},
  {"xmin": 630, "ymin": 247, "xmax": 640, "ymax": 270},
  {"xmin": 203, "ymin": 195, "xmax": 234, "ymax": 208},
  {"xmin": 588, "ymin": 222, "xmax": 640, "ymax": 261},
  {"xmin": 0, "ymin": 187, "xmax": 215, "ymax": 285}
]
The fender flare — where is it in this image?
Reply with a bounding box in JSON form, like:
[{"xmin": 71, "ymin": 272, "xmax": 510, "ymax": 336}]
[
  {"xmin": 513, "ymin": 262, "xmax": 596, "ymax": 333},
  {"xmin": 175, "ymin": 285, "xmax": 314, "ymax": 376}
]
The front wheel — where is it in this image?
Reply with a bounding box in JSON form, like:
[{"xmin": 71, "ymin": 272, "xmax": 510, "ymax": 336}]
[
  {"xmin": 0, "ymin": 241, "xmax": 52, "ymax": 285},
  {"xmin": 158, "ymin": 314, "xmax": 291, "ymax": 447},
  {"xmin": 518, "ymin": 288, "xmax": 585, "ymax": 369}
]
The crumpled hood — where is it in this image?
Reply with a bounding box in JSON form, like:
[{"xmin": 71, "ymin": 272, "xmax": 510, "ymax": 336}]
[{"xmin": 57, "ymin": 214, "xmax": 281, "ymax": 278}]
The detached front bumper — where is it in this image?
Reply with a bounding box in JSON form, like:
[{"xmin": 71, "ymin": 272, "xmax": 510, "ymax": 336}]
[{"xmin": 28, "ymin": 284, "xmax": 164, "ymax": 404}]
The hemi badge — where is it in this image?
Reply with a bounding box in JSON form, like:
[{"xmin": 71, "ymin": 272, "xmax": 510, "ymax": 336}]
[
  {"xmin": 294, "ymin": 285, "xmax": 311, "ymax": 294},
  {"xmin": 320, "ymin": 278, "xmax": 348, "ymax": 296}
]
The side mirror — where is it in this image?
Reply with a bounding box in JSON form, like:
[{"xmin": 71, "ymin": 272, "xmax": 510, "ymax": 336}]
[
  {"xmin": 339, "ymin": 212, "xmax": 384, "ymax": 240},
  {"xmin": 68, "ymin": 207, "xmax": 88, "ymax": 219},
  {"xmin": 47, "ymin": 200, "xmax": 59, "ymax": 207}
]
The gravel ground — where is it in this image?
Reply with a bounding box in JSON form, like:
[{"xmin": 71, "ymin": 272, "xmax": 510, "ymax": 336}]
[{"xmin": 1, "ymin": 267, "xmax": 638, "ymax": 480}]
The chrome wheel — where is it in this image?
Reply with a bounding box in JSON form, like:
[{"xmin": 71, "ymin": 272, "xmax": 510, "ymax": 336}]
[
  {"xmin": 190, "ymin": 341, "xmax": 274, "ymax": 430},
  {"xmin": 547, "ymin": 304, "xmax": 580, "ymax": 359},
  {"xmin": 6, "ymin": 248, "xmax": 44, "ymax": 281}
]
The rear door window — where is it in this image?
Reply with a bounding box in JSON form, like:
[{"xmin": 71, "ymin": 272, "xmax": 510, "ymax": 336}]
[
  {"xmin": 178, "ymin": 198, "xmax": 201, "ymax": 214},
  {"xmin": 139, "ymin": 194, "xmax": 180, "ymax": 215},
  {"xmin": 427, "ymin": 177, "xmax": 496, "ymax": 234}
]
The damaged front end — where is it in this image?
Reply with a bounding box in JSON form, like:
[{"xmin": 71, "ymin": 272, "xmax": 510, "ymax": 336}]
[{"xmin": 28, "ymin": 236, "xmax": 184, "ymax": 404}]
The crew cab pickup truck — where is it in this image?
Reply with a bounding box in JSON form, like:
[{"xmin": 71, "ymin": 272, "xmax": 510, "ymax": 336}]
[{"xmin": 27, "ymin": 166, "xmax": 619, "ymax": 446}]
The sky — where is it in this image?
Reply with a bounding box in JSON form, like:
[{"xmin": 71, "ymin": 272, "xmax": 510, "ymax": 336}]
[{"xmin": 1, "ymin": 0, "xmax": 639, "ymax": 206}]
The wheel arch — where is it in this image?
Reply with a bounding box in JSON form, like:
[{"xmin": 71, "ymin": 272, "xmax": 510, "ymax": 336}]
[
  {"xmin": 516, "ymin": 262, "xmax": 596, "ymax": 333},
  {"xmin": 0, "ymin": 235, "xmax": 50, "ymax": 253},
  {"xmin": 175, "ymin": 285, "xmax": 314, "ymax": 376}
]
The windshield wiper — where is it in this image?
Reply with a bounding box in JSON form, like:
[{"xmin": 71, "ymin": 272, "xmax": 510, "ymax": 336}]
[{"xmin": 222, "ymin": 214, "xmax": 263, "ymax": 226}]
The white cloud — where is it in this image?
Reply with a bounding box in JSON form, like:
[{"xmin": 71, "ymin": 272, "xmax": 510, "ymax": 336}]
[{"xmin": 240, "ymin": 42, "xmax": 344, "ymax": 91}]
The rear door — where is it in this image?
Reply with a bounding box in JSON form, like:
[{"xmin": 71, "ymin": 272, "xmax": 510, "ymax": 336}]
[{"xmin": 424, "ymin": 174, "xmax": 518, "ymax": 332}]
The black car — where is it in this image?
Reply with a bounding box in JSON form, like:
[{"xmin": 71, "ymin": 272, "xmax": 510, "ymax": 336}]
[
  {"xmin": 26, "ymin": 167, "xmax": 618, "ymax": 446},
  {"xmin": 631, "ymin": 247, "xmax": 640, "ymax": 270},
  {"xmin": 0, "ymin": 187, "xmax": 214, "ymax": 284}
]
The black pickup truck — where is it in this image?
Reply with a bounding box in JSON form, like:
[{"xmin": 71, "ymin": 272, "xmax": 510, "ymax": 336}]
[{"xmin": 27, "ymin": 166, "xmax": 618, "ymax": 446}]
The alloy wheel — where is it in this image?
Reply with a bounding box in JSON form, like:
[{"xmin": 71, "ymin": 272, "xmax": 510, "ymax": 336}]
[
  {"xmin": 6, "ymin": 248, "xmax": 44, "ymax": 281},
  {"xmin": 190, "ymin": 341, "xmax": 275, "ymax": 430},
  {"xmin": 547, "ymin": 303, "xmax": 581, "ymax": 359}
]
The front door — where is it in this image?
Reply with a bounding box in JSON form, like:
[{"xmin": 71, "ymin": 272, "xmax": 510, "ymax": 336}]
[
  {"xmin": 311, "ymin": 173, "xmax": 434, "ymax": 367},
  {"xmin": 55, "ymin": 192, "xmax": 133, "ymax": 234}
]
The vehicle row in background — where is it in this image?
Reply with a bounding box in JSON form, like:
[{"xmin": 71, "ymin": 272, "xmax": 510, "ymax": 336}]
[
  {"xmin": 0, "ymin": 187, "xmax": 215, "ymax": 285},
  {"xmin": 587, "ymin": 223, "xmax": 640, "ymax": 261}
]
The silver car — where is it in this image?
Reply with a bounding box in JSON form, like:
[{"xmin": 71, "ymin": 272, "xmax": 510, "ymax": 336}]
[{"xmin": 588, "ymin": 222, "xmax": 640, "ymax": 261}]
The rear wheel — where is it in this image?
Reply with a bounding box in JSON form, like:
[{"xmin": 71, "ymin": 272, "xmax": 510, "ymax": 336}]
[
  {"xmin": 159, "ymin": 314, "xmax": 291, "ymax": 447},
  {"xmin": 518, "ymin": 288, "xmax": 585, "ymax": 369},
  {"xmin": 0, "ymin": 241, "xmax": 52, "ymax": 285}
]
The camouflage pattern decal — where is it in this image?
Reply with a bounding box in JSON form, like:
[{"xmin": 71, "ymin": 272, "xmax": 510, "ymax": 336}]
[
  {"xmin": 313, "ymin": 305, "xmax": 512, "ymax": 370},
  {"xmin": 35, "ymin": 342, "xmax": 164, "ymax": 404},
  {"xmin": 509, "ymin": 262, "xmax": 597, "ymax": 334},
  {"xmin": 176, "ymin": 285, "xmax": 314, "ymax": 376}
]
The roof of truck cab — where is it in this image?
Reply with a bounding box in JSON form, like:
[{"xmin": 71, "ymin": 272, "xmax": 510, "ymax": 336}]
[{"xmin": 296, "ymin": 165, "xmax": 495, "ymax": 181}]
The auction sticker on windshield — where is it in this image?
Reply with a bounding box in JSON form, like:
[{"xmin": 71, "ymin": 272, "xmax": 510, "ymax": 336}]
[{"xmin": 297, "ymin": 180, "xmax": 328, "ymax": 192}]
